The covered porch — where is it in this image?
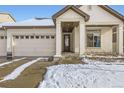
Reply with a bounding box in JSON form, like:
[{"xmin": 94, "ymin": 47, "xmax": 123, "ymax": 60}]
[
  {"xmin": 54, "ymin": 21, "xmax": 124, "ymax": 57},
  {"xmin": 54, "ymin": 20, "xmax": 86, "ymax": 57}
]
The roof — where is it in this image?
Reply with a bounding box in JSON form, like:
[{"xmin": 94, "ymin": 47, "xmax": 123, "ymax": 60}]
[
  {"xmin": 0, "ymin": 22, "xmax": 15, "ymax": 28},
  {"xmin": 52, "ymin": 5, "xmax": 90, "ymax": 23},
  {"xmin": 98, "ymin": 5, "xmax": 124, "ymax": 21},
  {"xmin": 0, "ymin": 22, "xmax": 14, "ymax": 30},
  {"xmin": 77, "ymin": 5, "xmax": 124, "ymax": 21},
  {"xmin": 0, "ymin": 12, "xmax": 16, "ymax": 22},
  {"xmin": 2, "ymin": 18, "xmax": 55, "ymax": 27}
]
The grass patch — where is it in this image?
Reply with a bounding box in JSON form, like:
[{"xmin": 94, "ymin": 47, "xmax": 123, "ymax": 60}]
[{"xmin": 0, "ymin": 59, "xmax": 30, "ymax": 79}]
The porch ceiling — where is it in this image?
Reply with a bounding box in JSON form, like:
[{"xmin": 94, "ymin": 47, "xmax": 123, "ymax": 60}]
[{"xmin": 61, "ymin": 22, "xmax": 79, "ymax": 32}]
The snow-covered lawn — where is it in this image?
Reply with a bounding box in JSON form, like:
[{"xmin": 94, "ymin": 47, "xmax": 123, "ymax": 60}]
[
  {"xmin": 82, "ymin": 58, "xmax": 124, "ymax": 65},
  {"xmin": 39, "ymin": 59, "xmax": 124, "ymax": 88}
]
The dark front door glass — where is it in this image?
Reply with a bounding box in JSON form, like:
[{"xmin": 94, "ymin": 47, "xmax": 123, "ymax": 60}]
[{"xmin": 64, "ymin": 34, "xmax": 70, "ymax": 52}]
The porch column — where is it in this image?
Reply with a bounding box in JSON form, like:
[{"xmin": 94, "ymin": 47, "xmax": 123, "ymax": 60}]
[
  {"xmin": 54, "ymin": 21, "xmax": 62, "ymax": 57},
  {"xmin": 118, "ymin": 24, "xmax": 124, "ymax": 55},
  {"xmin": 7, "ymin": 32, "xmax": 13, "ymax": 60},
  {"xmin": 79, "ymin": 20, "xmax": 86, "ymax": 56}
]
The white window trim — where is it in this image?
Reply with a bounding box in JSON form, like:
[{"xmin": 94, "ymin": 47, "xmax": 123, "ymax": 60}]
[{"xmin": 86, "ymin": 29, "xmax": 101, "ymax": 48}]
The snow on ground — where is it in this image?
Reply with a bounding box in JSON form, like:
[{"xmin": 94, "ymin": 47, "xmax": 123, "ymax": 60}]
[
  {"xmin": 82, "ymin": 57, "xmax": 124, "ymax": 65},
  {"xmin": 0, "ymin": 57, "xmax": 26, "ymax": 67},
  {"xmin": 39, "ymin": 58, "xmax": 124, "ymax": 88},
  {"xmin": 0, "ymin": 57, "xmax": 42, "ymax": 83}
]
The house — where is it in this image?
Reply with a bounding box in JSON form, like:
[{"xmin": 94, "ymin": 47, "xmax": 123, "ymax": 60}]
[
  {"xmin": 0, "ymin": 12, "xmax": 15, "ymax": 23},
  {"xmin": 0, "ymin": 5, "xmax": 124, "ymax": 59}
]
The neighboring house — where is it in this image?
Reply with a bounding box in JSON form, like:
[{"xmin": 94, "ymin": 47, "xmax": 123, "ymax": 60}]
[
  {"xmin": 0, "ymin": 5, "xmax": 124, "ymax": 59},
  {"xmin": 0, "ymin": 12, "xmax": 15, "ymax": 23}
]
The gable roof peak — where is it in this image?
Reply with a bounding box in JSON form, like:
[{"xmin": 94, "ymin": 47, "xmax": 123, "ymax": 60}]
[{"xmin": 52, "ymin": 5, "xmax": 90, "ymax": 23}]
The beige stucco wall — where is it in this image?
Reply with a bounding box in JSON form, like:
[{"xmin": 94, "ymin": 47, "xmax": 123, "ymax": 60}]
[
  {"xmin": 0, "ymin": 13, "xmax": 15, "ymax": 23},
  {"xmin": 79, "ymin": 5, "xmax": 123, "ymax": 24},
  {"xmin": 57, "ymin": 9, "xmax": 83, "ymax": 21},
  {"xmin": 56, "ymin": 9, "xmax": 84, "ymax": 22}
]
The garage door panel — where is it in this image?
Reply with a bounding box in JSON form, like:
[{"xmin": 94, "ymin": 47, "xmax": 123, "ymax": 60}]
[{"xmin": 14, "ymin": 35, "xmax": 55, "ymax": 56}]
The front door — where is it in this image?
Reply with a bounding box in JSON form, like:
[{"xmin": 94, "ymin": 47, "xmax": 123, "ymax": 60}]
[{"xmin": 64, "ymin": 34, "xmax": 70, "ymax": 52}]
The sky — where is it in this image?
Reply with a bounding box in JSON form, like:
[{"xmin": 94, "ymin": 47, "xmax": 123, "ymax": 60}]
[{"xmin": 0, "ymin": 5, "xmax": 124, "ymax": 22}]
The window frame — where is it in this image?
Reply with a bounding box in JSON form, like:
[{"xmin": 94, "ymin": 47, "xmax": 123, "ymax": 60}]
[
  {"xmin": 20, "ymin": 36, "xmax": 24, "ymax": 39},
  {"xmin": 112, "ymin": 27, "xmax": 117, "ymax": 43},
  {"xmin": 25, "ymin": 36, "xmax": 29, "ymax": 39},
  {"xmin": 35, "ymin": 35, "xmax": 39, "ymax": 39},
  {"xmin": 51, "ymin": 35, "xmax": 55, "ymax": 39},
  {"xmin": 41, "ymin": 35, "xmax": 44, "ymax": 39},
  {"xmin": 30, "ymin": 36, "xmax": 34, "ymax": 39},
  {"xmin": 86, "ymin": 30, "xmax": 101, "ymax": 48},
  {"xmin": 15, "ymin": 36, "xmax": 19, "ymax": 39},
  {"xmin": 0, "ymin": 36, "xmax": 4, "ymax": 39},
  {"xmin": 46, "ymin": 35, "xmax": 50, "ymax": 39}
]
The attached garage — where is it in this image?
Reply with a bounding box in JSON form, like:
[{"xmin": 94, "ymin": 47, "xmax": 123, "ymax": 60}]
[
  {"xmin": 2, "ymin": 18, "xmax": 56, "ymax": 57},
  {"xmin": 0, "ymin": 30, "xmax": 7, "ymax": 56},
  {"xmin": 13, "ymin": 34, "xmax": 55, "ymax": 56}
]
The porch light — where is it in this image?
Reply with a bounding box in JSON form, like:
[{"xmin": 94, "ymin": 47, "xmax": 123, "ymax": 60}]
[
  {"xmin": 66, "ymin": 28, "xmax": 69, "ymax": 32},
  {"xmin": 67, "ymin": 24, "xmax": 70, "ymax": 26},
  {"xmin": 3, "ymin": 27, "xmax": 7, "ymax": 31}
]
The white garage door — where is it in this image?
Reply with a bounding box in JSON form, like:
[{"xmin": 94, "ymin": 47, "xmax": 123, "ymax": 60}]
[
  {"xmin": 13, "ymin": 35, "xmax": 55, "ymax": 56},
  {"xmin": 0, "ymin": 35, "xmax": 7, "ymax": 56}
]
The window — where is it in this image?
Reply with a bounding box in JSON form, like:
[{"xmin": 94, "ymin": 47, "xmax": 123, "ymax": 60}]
[
  {"xmin": 30, "ymin": 36, "xmax": 34, "ymax": 39},
  {"xmin": 25, "ymin": 36, "xmax": 29, "ymax": 39},
  {"xmin": 35, "ymin": 36, "xmax": 39, "ymax": 39},
  {"xmin": 87, "ymin": 34, "xmax": 93, "ymax": 47},
  {"xmin": 20, "ymin": 36, "xmax": 24, "ymax": 39},
  {"xmin": 0, "ymin": 36, "xmax": 4, "ymax": 39},
  {"xmin": 112, "ymin": 26, "xmax": 117, "ymax": 53},
  {"xmin": 5, "ymin": 36, "xmax": 7, "ymax": 39},
  {"xmin": 112, "ymin": 27, "xmax": 117, "ymax": 43},
  {"xmin": 41, "ymin": 35, "xmax": 44, "ymax": 39},
  {"xmin": 51, "ymin": 35, "xmax": 55, "ymax": 39},
  {"xmin": 15, "ymin": 36, "xmax": 19, "ymax": 39},
  {"xmin": 87, "ymin": 30, "xmax": 101, "ymax": 47},
  {"xmin": 46, "ymin": 35, "xmax": 50, "ymax": 39}
]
